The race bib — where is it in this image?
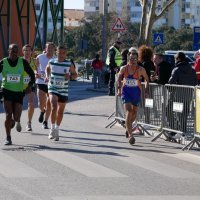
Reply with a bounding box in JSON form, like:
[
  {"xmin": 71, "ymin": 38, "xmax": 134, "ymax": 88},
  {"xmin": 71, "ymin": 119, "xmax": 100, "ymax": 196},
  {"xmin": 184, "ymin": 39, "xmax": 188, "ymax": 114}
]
[
  {"xmin": 125, "ymin": 78, "xmax": 138, "ymax": 87},
  {"xmin": 7, "ymin": 74, "xmax": 21, "ymax": 83},
  {"xmin": 24, "ymin": 76, "xmax": 30, "ymax": 84},
  {"xmin": 53, "ymin": 77, "xmax": 65, "ymax": 87}
]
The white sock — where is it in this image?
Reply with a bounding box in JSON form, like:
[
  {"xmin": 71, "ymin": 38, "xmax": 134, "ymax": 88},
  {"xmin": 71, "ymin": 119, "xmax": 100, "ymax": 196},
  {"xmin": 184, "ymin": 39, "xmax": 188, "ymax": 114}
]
[
  {"xmin": 55, "ymin": 125, "xmax": 59, "ymax": 130},
  {"xmin": 51, "ymin": 124, "xmax": 55, "ymax": 129}
]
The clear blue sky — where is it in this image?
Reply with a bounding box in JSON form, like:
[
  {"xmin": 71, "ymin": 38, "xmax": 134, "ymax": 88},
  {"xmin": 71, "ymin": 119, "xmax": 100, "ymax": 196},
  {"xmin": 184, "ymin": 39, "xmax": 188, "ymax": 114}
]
[{"xmin": 64, "ymin": 0, "xmax": 84, "ymax": 9}]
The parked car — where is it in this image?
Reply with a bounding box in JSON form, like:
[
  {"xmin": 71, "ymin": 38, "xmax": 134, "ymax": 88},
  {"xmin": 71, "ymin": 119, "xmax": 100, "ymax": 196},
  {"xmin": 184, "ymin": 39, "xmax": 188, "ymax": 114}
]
[{"xmin": 163, "ymin": 51, "xmax": 195, "ymax": 67}]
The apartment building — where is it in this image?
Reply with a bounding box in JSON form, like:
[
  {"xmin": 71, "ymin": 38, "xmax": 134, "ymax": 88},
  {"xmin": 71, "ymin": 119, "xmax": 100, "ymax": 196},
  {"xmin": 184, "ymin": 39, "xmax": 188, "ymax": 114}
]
[
  {"xmin": 64, "ymin": 9, "xmax": 84, "ymax": 28},
  {"xmin": 34, "ymin": 0, "xmax": 62, "ymax": 35},
  {"xmin": 84, "ymin": 0, "xmax": 200, "ymax": 29}
]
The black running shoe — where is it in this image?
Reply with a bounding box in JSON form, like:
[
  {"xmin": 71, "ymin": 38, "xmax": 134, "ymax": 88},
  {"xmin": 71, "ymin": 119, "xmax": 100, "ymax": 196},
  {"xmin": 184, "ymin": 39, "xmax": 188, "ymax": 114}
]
[
  {"xmin": 4, "ymin": 137, "xmax": 12, "ymax": 145},
  {"xmin": 125, "ymin": 131, "xmax": 129, "ymax": 138},
  {"xmin": 129, "ymin": 136, "xmax": 135, "ymax": 145},
  {"xmin": 42, "ymin": 121, "xmax": 48, "ymax": 129},
  {"xmin": 38, "ymin": 111, "xmax": 45, "ymax": 123}
]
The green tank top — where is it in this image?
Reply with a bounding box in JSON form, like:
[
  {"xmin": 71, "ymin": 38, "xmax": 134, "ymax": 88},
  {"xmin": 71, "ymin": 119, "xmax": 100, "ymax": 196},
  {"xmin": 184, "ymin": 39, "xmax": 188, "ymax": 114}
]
[{"xmin": 2, "ymin": 57, "xmax": 24, "ymax": 92}]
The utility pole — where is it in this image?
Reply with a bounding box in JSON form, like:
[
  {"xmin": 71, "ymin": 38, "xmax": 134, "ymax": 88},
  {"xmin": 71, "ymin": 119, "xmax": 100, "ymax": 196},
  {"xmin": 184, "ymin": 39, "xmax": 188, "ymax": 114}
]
[{"xmin": 102, "ymin": 0, "xmax": 108, "ymax": 63}]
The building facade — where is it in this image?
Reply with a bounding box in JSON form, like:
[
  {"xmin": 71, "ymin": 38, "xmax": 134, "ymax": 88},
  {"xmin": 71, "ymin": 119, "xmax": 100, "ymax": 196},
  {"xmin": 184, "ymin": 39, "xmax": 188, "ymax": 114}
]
[{"xmin": 84, "ymin": 0, "xmax": 200, "ymax": 29}]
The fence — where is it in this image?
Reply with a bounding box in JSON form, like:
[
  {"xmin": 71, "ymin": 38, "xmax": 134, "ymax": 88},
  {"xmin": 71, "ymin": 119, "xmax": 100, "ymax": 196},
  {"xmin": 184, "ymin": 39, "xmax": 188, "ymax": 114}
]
[{"xmin": 106, "ymin": 83, "xmax": 199, "ymax": 151}]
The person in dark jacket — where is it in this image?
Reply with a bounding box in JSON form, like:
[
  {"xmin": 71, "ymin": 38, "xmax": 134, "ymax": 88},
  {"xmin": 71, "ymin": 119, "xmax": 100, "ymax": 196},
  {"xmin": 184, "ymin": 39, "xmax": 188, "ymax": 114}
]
[
  {"xmin": 106, "ymin": 40, "xmax": 122, "ymax": 96},
  {"xmin": 167, "ymin": 52, "xmax": 197, "ymax": 141},
  {"xmin": 151, "ymin": 53, "xmax": 173, "ymax": 85}
]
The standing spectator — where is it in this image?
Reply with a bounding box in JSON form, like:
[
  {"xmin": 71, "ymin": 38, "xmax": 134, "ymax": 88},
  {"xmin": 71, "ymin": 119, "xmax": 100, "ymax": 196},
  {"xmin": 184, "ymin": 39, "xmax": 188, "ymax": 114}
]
[
  {"xmin": 117, "ymin": 48, "xmax": 149, "ymax": 145},
  {"xmin": 106, "ymin": 40, "xmax": 122, "ymax": 96},
  {"xmin": 0, "ymin": 44, "xmax": 35, "ymax": 145},
  {"xmin": 22, "ymin": 44, "xmax": 37, "ymax": 131},
  {"xmin": 84, "ymin": 59, "xmax": 91, "ymax": 80},
  {"xmin": 194, "ymin": 49, "xmax": 200, "ymax": 85},
  {"xmin": 151, "ymin": 53, "xmax": 173, "ymax": 85},
  {"xmin": 35, "ymin": 42, "xmax": 55, "ymax": 129},
  {"xmin": 70, "ymin": 59, "xmax": 76, "ymax": 81},
  {"xmin": 167, "ymin": 52, "xmax": 197, "ymax": 140},
  {"xmin": 120, "ymin": 49, "xmax": 129, "ymax": 67},
  {"xmin": 45, "ymin": 45, "xmax": 77, "ymax": 141},
  {"xmin": 138, "ymin": 45, "xmax": 155, "ymax": 80},
  {"xmin": 91, "ymin": 54, "xmax": 103, "ymax": 89}
]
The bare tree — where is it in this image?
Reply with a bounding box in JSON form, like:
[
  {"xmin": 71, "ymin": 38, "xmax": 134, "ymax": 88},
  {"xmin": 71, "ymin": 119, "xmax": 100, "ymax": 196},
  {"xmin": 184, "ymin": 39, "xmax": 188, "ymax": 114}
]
[{"xmin": 138, "ymin": 0, "xmax": 176, "ymax": 46}]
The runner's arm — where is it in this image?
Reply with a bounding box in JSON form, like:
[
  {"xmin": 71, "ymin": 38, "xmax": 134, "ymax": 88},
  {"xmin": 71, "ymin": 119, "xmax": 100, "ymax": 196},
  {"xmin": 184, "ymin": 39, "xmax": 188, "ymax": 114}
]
[{"xmin": 69, "ymin": 64, "xmax": 78, "ymax": 80}]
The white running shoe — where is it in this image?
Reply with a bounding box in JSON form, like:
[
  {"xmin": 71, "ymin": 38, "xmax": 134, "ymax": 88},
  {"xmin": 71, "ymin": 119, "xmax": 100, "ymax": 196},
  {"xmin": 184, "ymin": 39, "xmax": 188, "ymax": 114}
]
[
  {"xmin": 48, "ymin": 129, "xmax": 55, "ymax": 139},
  {"xmin": 53, "ymin": 129, "xmax": 59, "ymax": 141}
]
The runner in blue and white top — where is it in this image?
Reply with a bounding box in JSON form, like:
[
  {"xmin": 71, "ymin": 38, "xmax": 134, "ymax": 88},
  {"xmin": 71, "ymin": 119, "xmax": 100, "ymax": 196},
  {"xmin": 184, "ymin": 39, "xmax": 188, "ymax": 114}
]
[{"xmin": 45, "ymin": 45, "xmax": 77, "ymax": 141}]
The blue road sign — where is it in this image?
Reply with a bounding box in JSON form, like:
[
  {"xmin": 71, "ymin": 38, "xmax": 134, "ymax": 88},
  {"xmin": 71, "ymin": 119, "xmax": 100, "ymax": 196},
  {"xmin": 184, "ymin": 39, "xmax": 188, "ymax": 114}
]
[
  {"xmin": 153, "ymin": 33, "xmax": 164, "ymax": 45},
  {"xmin": 193, "ymin": 27, "xmax": 200, "ymax": 50}
]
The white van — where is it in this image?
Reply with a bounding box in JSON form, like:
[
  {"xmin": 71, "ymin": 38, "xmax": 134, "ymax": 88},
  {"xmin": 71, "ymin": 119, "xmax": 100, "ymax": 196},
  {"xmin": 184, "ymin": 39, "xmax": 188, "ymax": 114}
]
[{"xmin": 164, "ymin": 50, "xmax": 195, "ymax": 60}]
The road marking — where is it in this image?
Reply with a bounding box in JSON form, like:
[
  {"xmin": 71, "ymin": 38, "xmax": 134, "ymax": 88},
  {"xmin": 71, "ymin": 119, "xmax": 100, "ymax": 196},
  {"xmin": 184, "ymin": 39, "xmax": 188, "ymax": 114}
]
[
  {"xmin": 52, "ymin": 195, "xmax": 200, "ymax": 200},
  {"xmin": 165, "ymin": 153, "xmax": 200, "ymax": 165},
  {"xmin": 0, "ymin": 152, "xmax": 46, "ymax": 178},
  {"xmin": 115, "ymin": 152, "xmax": 200, "ymax": 178},
  {"xmin": 36, "ymin": 150, "xmax": 127, "ymax": 177}
]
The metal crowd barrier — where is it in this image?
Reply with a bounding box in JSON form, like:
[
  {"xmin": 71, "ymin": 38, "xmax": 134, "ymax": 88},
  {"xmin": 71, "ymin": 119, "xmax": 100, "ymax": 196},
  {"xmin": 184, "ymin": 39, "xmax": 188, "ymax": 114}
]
[
  {"xmin": 182, "ymin": 86, "xmax": 200, "ymax": 150},
  {"xmin": 151, "ymin": 84, "xmax": 196, "ymax": 148},
  {"xmin": 137, "ymin": 83, "xmax": 164, "ymax": 136}
]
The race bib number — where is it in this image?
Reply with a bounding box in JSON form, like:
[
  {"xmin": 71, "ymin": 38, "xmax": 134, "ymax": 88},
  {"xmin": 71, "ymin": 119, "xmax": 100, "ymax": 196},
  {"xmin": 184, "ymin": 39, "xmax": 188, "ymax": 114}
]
[
  {"xmin": 7, "ymin": 74, "xmax": 20, "ymax": 83},
  {"xmin": 24, "ymin": 76, "xmax": 30, "ymax": 84},
  {"xmin": 125, "ymin": 78, "xmax": 138, "ymax": 87},
  {"xmin": 53, "ymin": 78, "xmax": 65, "ymax": 87}
]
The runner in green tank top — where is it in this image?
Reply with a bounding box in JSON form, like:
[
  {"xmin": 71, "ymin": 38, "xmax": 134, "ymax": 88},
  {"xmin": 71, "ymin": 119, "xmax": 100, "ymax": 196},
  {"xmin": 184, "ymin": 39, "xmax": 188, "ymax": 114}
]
[{"xmin": 0, "ymin": 44, "xmax": 35, "ymax": 145}]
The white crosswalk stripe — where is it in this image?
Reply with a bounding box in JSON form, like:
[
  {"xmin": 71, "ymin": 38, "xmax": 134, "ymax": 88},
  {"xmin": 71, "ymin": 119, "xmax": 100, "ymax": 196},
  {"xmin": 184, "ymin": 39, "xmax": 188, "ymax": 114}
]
[
  {"xmin": 0, "ymin": 152, "xmax": 46, "ymax": 178},
  {"xmin": 36, "ymin": 150, "xmax": 128, "ymax": 177},
  {"xmin": 165, "ymin": 152, "xmax": 200, "ymax": 165},
  {"xmin": 52, "ymin": 195, "xmax": 200, "ymax": 200},
  {"xmin": 114, "ymin": 151, "xmax": 200, "ymax": 178}
]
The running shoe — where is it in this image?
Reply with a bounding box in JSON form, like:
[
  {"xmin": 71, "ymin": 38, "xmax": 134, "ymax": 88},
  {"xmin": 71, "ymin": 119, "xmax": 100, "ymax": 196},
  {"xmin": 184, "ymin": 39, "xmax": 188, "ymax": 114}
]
[
  {"xmin": 26, "ymin": 122, "xmax": 32, "ymax": 131},
  {"xmin": 38, "ymin": 111, "xmax": 45, "ymax": 123},
  {"xmin": 53, "ymin": 129, "xmax": 59, "ymax": 141},
  {"xmin": 129, "ymin": 136, "xmax": 136, "ymax": 145},
  {"xmin": 16, "ymin": 122, "xmax": 22, "ymax": 132},
  {"xmin": 42, "ymin": 121, "xmax": 48, "ymax": 129},
  {"xmin": 4, "ymin": 136, "xmax": 12, "ymax": 145},
  {"xmin": 48, "ymin": 129, "xmax": 55, "ymax": 139}
]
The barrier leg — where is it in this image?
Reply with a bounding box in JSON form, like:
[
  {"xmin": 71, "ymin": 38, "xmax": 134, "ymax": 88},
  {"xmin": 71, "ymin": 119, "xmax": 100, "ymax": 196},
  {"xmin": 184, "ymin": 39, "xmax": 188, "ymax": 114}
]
[
  {"xmin": 138, "ymin": 124, "xmax": 153, "ymax": 136},
  {"xmin": 182, "ymin": 136, "xmax": 200, "ymax": 151},
  {"xmin": 105, "ymin": 119, "xmax": 117, "ymax": 128},
  {"xmin": 151, "ymin": 130, "xmax": 165, "ymax": 142},
  {"xmin": 107, "ymin": 111, "xmax": 115, "ymax": 120}
]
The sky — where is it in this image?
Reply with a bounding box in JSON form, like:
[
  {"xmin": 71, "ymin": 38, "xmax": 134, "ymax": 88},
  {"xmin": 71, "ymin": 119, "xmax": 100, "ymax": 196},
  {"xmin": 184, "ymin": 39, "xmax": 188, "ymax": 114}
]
[{"xmin": 64, "ymin": 0, "xmax": 84, "ymax": 9}]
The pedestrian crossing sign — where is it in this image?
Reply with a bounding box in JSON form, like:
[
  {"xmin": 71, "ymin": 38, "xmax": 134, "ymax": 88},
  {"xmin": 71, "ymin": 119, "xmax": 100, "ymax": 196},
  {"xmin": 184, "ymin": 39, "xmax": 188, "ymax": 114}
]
[
  {"xmin": 153, "ymin": 33, "xmax": 164, "ymax": 45},
  {"xmin": 112, "ymin": 18, "xmax": 126, "ymax": 31}
]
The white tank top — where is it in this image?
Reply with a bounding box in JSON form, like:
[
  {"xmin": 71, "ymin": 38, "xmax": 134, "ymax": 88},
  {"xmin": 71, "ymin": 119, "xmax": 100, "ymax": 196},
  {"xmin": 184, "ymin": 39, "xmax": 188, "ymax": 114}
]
[{"xmin": 36, "ymin": 53, "xmax": 53, "ymax": 85}]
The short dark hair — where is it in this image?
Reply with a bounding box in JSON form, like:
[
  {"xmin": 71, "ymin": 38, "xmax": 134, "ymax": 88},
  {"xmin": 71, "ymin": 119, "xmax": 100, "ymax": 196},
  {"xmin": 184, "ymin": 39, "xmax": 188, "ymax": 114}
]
[
  {"xmin": 22, "ymin": 44, "xmax": 32, "ymax": 51},
  {"xmin": 154, "ymin": 53, "xmax": 164, "ymax": 58},
  {"xmin": 57, "ymin": 45, "xmax": 67, "ymax": 51},
  {"xmin": 175, "ymin": 52, "xmax": 186, "ymax": 61}
]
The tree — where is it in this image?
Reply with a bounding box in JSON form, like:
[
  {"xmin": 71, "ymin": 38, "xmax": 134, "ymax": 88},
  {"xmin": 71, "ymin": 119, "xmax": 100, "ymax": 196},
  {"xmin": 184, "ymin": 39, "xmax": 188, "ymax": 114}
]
[{"xmin": 138, "ymin": 0, "xmax": 176, "ymax": 46}]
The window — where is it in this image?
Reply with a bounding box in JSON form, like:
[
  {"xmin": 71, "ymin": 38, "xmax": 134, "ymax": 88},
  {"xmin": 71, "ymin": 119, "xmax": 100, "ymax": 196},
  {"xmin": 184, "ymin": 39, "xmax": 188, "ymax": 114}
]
[{"xmin": 35, "ymin": 4, "xmax": 40, "ymax": 10}]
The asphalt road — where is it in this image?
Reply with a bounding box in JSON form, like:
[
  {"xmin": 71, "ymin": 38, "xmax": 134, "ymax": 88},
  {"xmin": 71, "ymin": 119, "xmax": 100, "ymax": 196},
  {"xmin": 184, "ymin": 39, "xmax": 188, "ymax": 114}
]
[{"xmin": 0, "ymin": 78, "xmax": 200, "ymax": 200}]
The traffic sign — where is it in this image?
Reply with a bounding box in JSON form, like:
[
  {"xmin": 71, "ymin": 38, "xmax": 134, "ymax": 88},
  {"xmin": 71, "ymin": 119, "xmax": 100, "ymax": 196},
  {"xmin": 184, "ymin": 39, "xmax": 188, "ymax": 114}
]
[
  {"xmin": 111, "ymin": 18, "xmax": 126, "ymax": 31},
  {"xmin": 153, "ymin": 33, "xmax": 164, "ymax": 45},
  {"xmin": 193, "ymin": 26, "xmax": 200, "ymax": 50}
]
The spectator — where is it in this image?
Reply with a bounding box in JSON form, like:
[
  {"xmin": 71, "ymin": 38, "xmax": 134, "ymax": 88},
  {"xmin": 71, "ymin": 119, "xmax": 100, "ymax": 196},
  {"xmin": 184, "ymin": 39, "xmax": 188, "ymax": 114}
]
[
  {"xmin": 70, "ymin": 59, "xmax": 76, "ymax": 81},
  {"xmin": 151, "ymin": 53, "xmax": 173, "ymax": 85},
  {"xmin": 138, "ymin": 45, "xmax": 155, "ymax": 80},
  {"xmin": 91, "ymin": 54, "xmax": 103, "ymax": 89},
  {"xmin": 167, "ymin": 52, "xmax": 197, "ymax": 140},
  {"xmin": 120, "ymin": 49, "xmax": 129, "ymax": 67},
  {"xmin": 194, "ymin": 49, "xmax": 200, "ymax": 85},
  {"xmin": 106, "ymin": 40, "xmax": 122, "ymax": 96}
]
